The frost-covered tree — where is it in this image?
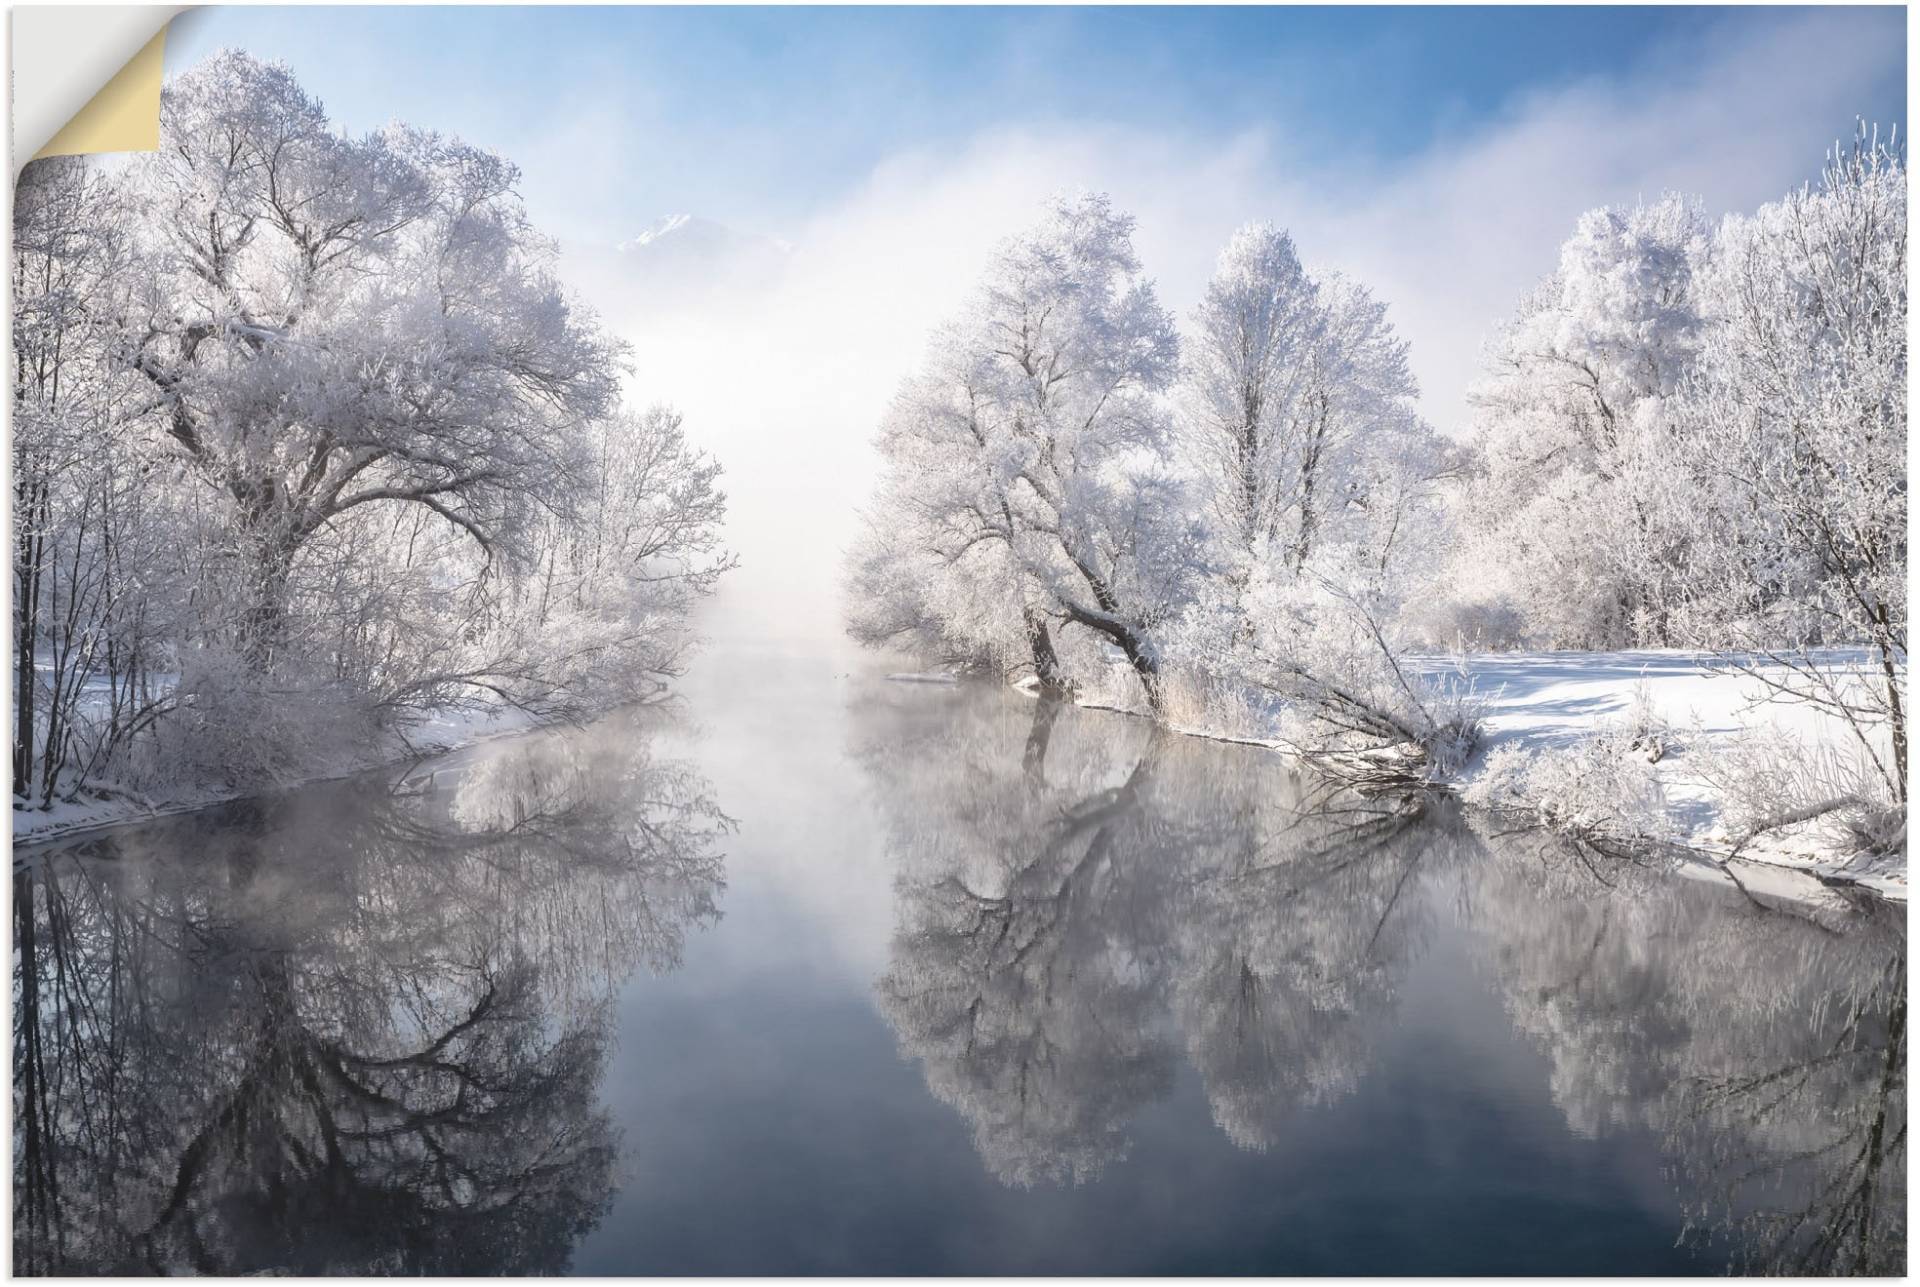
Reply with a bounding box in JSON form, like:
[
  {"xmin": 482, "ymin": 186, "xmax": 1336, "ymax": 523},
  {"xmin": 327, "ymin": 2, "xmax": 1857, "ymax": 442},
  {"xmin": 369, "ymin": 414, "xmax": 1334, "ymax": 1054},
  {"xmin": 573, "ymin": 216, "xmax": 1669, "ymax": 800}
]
[
  {"xmin": 845, "ymin": 343, "xmax": 1058, "ymax": 682},
  {"xmin": 847, "ymin": 195, "xmax": 1196, "ymax": 708},
  {"xmin": 123, "ymin": 51, "xmax": 624, "ymax": 664},
  {"xmin": 12, "ymin": 158, "xmax": 185, "ymax": 805},
  {"xmin": 844, "ymin": 515, "xmax": 1036, "ymax": 681},
  {"xmin": 1184, "ymin": 224, "xmax": 1433, "ymax": 588},
  {"xmin": 1163, "ymin": 223, "xmax": 1464, "ymax": 765},
  {"xmin": 10, "ymin": 52, "xmax": 734, "ymax": 807},
  {"xmin": 1168, "ymin": 569, "xmax": 1484, "ymax": 785},
  {"xmin": 1184, "ymin": 224, "xmax": 1322, "ymax": 573},
  {"xmin": 358, "ymin": 405, "xmax": 739, "ymax": 723},
  {"xmin": 1665, "ymin": 129, "xmax": 1907, "ymax": 798},
  {"xmin": 1457, "ymin": 195, "xmax": 1708, "ymax": 647}
]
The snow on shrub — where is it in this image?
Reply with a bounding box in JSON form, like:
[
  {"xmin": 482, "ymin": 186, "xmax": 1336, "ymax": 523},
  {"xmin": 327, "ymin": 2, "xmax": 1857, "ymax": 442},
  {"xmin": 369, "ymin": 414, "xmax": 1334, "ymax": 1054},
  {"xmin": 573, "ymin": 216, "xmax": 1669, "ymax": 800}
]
[
  {"xmin": 1236, "ymin": 574, "xmax": 1483, "ymax": 786},
  {"xmin": 1690, "ymin": 727, "xmax": 1905, "ymax": 861},
  {"xmin": 126, "ymin": 647, "xmax": 378, "ymax": 793},
  {"xmin": 1398, "ymin": 594, "xmax": 1529, "ymax": 654},
  {"xmin": 1463, "ymin": 731, "xmax": 1673, "ymax": 857}
]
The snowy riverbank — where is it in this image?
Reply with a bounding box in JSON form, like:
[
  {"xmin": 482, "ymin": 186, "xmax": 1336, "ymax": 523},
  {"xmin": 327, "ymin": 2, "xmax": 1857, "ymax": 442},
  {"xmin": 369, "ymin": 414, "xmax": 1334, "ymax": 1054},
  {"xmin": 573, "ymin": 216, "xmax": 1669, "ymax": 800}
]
[
  {"xmin": 1442, "ymin": 650, "xmax": 1905, "ymax": 901},
  {"xmin": 990, "ymin": 647, "xmax": 1907, "ymax": 902},
  {"xmin": 10, "ymin": 703, "xmax": 543, "ymax": 850}
]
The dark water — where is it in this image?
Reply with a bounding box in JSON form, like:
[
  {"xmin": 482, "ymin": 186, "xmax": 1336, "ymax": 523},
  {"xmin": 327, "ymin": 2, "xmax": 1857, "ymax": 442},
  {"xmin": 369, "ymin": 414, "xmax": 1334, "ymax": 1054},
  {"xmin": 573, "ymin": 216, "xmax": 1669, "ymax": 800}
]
[{"xmin": 12, "ymin": 645, "xmax": 1906, "ymax": 1275}]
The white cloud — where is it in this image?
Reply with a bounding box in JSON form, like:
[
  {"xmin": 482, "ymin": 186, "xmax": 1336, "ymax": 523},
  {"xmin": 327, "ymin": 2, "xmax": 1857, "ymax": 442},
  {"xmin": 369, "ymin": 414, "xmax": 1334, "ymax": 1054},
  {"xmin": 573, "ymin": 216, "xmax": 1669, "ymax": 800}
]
[{"xmin": 556, "ymin": 8, "xmax": 1901, "ymax": 650}]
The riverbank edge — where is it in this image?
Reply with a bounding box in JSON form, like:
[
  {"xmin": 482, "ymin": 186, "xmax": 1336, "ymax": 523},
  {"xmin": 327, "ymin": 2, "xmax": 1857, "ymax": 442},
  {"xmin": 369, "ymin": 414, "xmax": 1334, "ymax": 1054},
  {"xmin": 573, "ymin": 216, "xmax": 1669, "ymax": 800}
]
[
  {"xmin": 9, "ymin": 707, "xmax": 547, "ymax": 852},
  {"xmin": 1001, "ymin": 677, "xmax": 1907, "ymax": 906}
]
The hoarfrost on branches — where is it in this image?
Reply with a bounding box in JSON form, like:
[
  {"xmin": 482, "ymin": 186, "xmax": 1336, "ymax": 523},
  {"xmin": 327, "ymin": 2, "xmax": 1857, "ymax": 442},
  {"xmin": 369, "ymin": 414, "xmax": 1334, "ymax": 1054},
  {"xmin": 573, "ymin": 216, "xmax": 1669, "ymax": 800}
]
[
  {"xmin": 12, "ymin": 51, "xmax": 735, "ymax": 809},
  {"xmin": 846, "ymin": 132, "xmax": 1904, "ymax": 850}
]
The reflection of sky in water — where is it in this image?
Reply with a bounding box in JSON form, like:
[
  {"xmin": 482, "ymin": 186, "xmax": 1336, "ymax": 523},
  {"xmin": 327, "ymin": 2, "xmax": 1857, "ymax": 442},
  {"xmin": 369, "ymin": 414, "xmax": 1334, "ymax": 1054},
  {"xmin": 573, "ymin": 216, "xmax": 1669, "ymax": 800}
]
[
  {"xmin": 580, "ymin": 926, "xmax": 1699, "ymax": 1275},
  {"xmin": 15, "ymin": 643, "xmax": 1905, "ymax": 1275}
]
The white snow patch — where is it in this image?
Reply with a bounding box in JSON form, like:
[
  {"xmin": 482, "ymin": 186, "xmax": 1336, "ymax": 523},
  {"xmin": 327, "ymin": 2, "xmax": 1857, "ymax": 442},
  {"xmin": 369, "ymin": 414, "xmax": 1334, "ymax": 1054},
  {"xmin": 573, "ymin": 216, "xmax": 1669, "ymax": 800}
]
[{"xmin": 1422, "ymin": 648, "xmax": 1903, "ymax": 899}]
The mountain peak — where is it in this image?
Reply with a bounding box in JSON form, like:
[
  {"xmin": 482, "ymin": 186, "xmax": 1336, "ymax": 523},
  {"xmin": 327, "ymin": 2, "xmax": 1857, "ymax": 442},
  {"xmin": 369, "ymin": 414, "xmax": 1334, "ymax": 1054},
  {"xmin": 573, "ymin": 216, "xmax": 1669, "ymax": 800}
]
[{"xmin": 617, "ymin": 213, "xmax": 700, "ymax": 252}]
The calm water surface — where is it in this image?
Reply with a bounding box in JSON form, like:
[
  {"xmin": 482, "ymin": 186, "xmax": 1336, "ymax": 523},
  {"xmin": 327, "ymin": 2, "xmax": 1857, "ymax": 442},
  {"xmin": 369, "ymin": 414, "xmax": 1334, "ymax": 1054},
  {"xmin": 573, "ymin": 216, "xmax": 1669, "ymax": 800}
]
[{"xmin": 13, "ymin": 644, "xmax": 1906, "ymax": 1275}]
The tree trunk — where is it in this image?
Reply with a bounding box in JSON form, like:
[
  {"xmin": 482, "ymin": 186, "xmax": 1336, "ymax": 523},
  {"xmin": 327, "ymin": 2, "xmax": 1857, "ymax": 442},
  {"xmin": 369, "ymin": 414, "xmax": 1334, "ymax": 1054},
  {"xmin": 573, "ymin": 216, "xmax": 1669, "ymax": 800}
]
[
  {"xmin": 1872, "ymin": 607, "xmax": 1906, "ymax": 803},
  {"xmin": 1065, "ymin": 607, "xmax": 1163, "ymax": 713},
  {"xmin": 1115, "ymin": 628, "xmax": 1165, "ymax": 714},
  {"xmin": 1058, "ymin": 558, "xmax": 1163, "ymax": 714},
  {"xmin": 1239, "ymin": 382, "xmax": 1263, "ymax": 558},
  {"xmin": 1023, "ymin": 608, "xmax": 1071, "ymax": 694},
  {"xmin": 244, "ymin": 536, "xmax": 298, "ymax": 670},
  {"xmin": 15, "ymin": 559, "xmax": 38, "ymax": 798},
  {"xmin": 14, "ymin": 477, "xmax": 47, "ymax": 798},
  {"xmin": 1291, "ymin": 396, "xmax": 1330, "ymax": 573}
]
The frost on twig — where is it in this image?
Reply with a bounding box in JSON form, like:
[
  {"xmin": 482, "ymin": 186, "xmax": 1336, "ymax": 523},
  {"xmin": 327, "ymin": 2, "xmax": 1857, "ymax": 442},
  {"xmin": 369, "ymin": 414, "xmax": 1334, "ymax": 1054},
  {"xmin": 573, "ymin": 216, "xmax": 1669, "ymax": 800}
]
[
  {"xmin": 1690, "ymin": 728, "xmax": 1906, "ymax": 868},
  {"xmin": 1232, "ymin": 575, "xmax": 1483, "ymax": 790},
  {"xmin": 12, "ymin": 62, "xmax": 736, "ymax": 811},
  {"xmin": 1462, "ymin": 734, "xmax": 1681, "ymax": 877}
]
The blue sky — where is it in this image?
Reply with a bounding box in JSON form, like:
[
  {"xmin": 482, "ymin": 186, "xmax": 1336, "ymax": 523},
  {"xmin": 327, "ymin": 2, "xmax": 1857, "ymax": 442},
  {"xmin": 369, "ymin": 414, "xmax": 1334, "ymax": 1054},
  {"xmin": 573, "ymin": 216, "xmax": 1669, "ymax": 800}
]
[
  {"xmin": 162, "ymin": 5, "xmax": 1909, "ymax": 645},
  {"xmin": 167, "ymin": 6, "xmax": 1903, "ymax": 243}
]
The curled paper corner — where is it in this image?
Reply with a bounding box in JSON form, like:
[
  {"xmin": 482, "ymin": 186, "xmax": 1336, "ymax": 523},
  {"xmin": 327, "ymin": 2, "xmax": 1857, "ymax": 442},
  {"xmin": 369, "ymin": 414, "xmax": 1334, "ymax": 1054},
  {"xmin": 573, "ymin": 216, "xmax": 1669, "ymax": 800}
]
[
  {"xmin": 13, "ymin": 6, "xmax": 187, "ymax": 174},
  {"xmin": 33, "ymin": 26, "xmax": 168, "ymax": 162}
]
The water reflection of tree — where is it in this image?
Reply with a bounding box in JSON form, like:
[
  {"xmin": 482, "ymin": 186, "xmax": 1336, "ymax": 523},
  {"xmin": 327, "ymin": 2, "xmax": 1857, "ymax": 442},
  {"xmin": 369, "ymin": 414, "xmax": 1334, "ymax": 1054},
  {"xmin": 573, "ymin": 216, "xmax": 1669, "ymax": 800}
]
[
  {"xmin": 1169, "ymin": 784, "xmax": 1444, "ymax": 1152},
  {"xmin": 856, "ymin": 683, "xmax": 1905, "ymax": 1272},
  {"xmin": 1459, "ymin": 839, "xmax": 1905, "ymax": 1274},
  {"xmin": 14, "ymin": 716, "xmax": 729, "ymax": 1275},
  {"xmin": 867, "ymin": 692, "xmax": 1174, "ymax": 1186},
  {"xmin": 857, "ymin": 685, "xmax": 1449, "ymax": 1184}
]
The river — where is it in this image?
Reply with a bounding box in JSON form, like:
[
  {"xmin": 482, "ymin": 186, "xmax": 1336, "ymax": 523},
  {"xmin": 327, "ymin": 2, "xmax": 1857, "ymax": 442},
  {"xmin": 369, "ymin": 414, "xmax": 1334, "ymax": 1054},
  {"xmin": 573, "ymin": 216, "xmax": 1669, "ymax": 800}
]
[{"xmin": 12, "ymin": 642, "xmax": 1905, "ymax": 1274}]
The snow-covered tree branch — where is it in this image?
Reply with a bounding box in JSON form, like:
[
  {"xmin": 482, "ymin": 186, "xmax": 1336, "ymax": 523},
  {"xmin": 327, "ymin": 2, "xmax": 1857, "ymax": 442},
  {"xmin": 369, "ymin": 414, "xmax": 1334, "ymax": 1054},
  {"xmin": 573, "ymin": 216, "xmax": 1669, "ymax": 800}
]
[{"xmin": 11, "ymin": 52, "xmax": 735, "ymax": 811}]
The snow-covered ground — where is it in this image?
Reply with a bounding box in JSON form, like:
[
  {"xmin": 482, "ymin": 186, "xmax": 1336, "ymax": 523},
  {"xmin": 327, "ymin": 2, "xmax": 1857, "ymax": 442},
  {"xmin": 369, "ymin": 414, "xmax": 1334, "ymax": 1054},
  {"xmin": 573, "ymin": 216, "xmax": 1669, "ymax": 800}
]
[
  {"xmin": 10, "ymin": 703, "xmax": 541, "ymax": 850},
  {"xmin": 1435, "ymin": 649, "xmax": 1904, "ymax": 901},
  {"xmin": 1437, "ymin": 648, "xmax": 1869, "ymax": 766}
]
